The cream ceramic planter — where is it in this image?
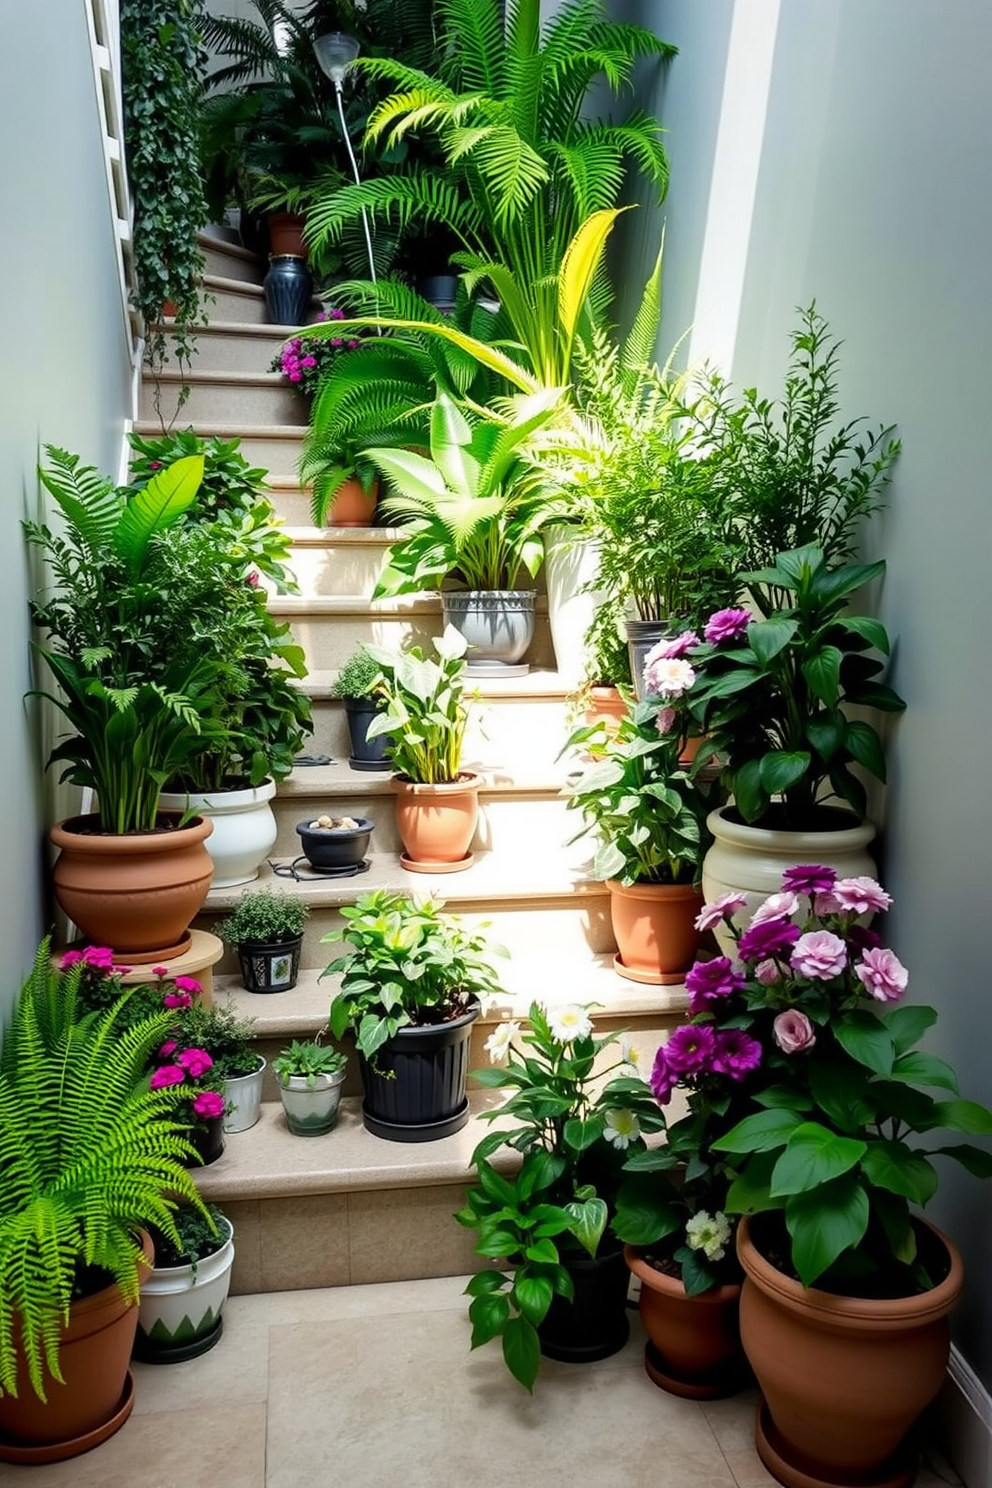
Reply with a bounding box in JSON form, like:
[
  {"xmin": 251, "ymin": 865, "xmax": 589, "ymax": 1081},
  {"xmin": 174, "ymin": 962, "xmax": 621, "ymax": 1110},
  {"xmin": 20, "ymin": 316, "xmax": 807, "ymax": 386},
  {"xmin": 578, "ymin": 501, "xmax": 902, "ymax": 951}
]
[
  {"xmin": 159, "ymin": 780, "xmax": 277, "ymax": 887},
  {"xmin": 223, "ymin": 1057, "xmax": 266, "ymax": 1133},
  {"xmin": 135, "ymin": 1219, "xmax": 235, "ymax": 1362},
  {"xmin": 542, "ymin": 525, "xmax": 604, "ymax": 687}
]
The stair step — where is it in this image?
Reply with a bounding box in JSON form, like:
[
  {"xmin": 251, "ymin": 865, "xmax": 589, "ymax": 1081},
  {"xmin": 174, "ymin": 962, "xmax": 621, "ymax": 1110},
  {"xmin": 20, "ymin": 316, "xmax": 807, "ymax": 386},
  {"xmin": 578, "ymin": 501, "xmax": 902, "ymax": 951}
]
[
  {"xmin": 200, "ymin": 273, "xmax": 322, "ymax": 325},
  {"xmin": 132, "ymin": 422, "xmax": 304, "ymax": 484},
  {"xmin": 153, "ymin": 321, "xmax": 304, "ymax": 375},
  {"xmin": 198, "ymin": 232, "xmax": 264, "ymax": 285},
  {"xmin": 138, "ymin": 369, "xmax": 307, "ymax": 427},
  {"xmin": 280, "ymin": 526, "xmax": 398, "ymax": 596}
]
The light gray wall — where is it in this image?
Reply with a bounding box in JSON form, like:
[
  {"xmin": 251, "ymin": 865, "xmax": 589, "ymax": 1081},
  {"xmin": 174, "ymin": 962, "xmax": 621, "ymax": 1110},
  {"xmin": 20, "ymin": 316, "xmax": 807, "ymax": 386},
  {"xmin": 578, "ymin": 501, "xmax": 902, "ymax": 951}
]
[{"xmin": 0, "ymin": 0, "xmax": 132, "ymax": 1014}]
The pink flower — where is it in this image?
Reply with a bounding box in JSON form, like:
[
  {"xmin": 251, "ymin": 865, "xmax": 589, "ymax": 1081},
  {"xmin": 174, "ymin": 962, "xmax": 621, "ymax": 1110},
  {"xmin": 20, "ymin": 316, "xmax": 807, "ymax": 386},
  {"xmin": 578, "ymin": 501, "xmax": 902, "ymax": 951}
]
[
  {"xmin": 246, "ymin": 571, "xmax": 260, "ymax": 586},
  {"xmin": 712, "ymin": 1029, "xmax": 763, "ymax": 1079},
  {"xmin": 177, "ymin": 1047, "xmax": 214, "ymax": 1079},
  {"xmin": 646, "ymin": 631, "xmax": 700, "ymax": 661},
  {"xmin": 174, "ymin": 976, "xmax": 202, "ymax": 995},
  {"xmin": 151, "ymin": 966, "xmax": 169, "ymax": 979},
  {"xmin": 695, "ymin": 892, "xmax": 748, "ymax": 932},
  {"xmin": 704, "ymin": 608, "xmax": 751, "ymax": 644},
  {"xmin": 642, "ymin": 654, "xmax": 696, "ymax": 699},
  {"xmin": 738, "ymin": 918, "xmax": 801, "ymax": 962},
  {"xmin": 150, "ymin": 1065, "xmax": 186, "ymax": 1090},
  {"xmin": 685, "ymin": 957, "xmax": 745, "ymax": 1013},
  {"xmin": 82, "ymin": 946, "xmax": 115, "ymax": 970},
  {"xmin": 650, "ymin": 1047, "xmax": 675, "ymax": 1105},
  {"xmin": 781, "ymin": 865, "xmax": 837, "ymax": 897},
  {"xmin": 856, "ymin": 947, "xmax": 908, "ymax": 1003},
  {"xmin": 663, "ymin": 1024, "xmax": 717, "ymax": 1075},
  {"xmin": 60, "ymin": 949, "xmax": 84, "ymax": 969},
  {"xmin": 791, "ymin": 930, "xmax": 848, "ymax": 980},
  {"xmin": 654, "ymin": 707, "xmax": 677, "ymax": 735},
  {"xmin": 832, "ymin": 877, "xmax": 893, "ymax": 915},
  {"xmin": 750, "ymin": 891, "xmax": 800, "ymax": 927},
  {"xmin": 149, "ymin": 460, "xmax": 162, "ymax": 469},
  {"xmin": 813, "ymin": 890, "xmax": 842, "ymax": 915},
  {"xmin": 773, "ymin": 1009, "xmax": 817, "ymax": 1053},
  {"xmin": 163, "ymin": 991, "xmax": 193, "ymax": 1010},
  {"xmin": 755, "ymin": 959, "xmax": 782, "ymax": 986},
  {"xmin": 158, "ymin": 1040, "xmax": 178, "ymax": 1059},
  {"xmin": 192, "ymin": 1091, "xmax": 226, "ymax": 1119}
]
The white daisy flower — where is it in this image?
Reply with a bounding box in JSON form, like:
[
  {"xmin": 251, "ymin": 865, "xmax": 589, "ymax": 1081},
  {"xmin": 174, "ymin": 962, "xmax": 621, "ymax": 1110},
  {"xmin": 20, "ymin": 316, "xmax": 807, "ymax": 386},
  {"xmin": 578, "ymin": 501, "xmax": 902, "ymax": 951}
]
[
  {"xmin": 604, "ymin": 1108, "xmax": 641, "ymax": 1150},
  {"xmin": 484, "ymin": 1021, "xmax": 520, "ymax": 1062},
  {"xmin": 545, "ymin": 1004, "xmax": 593, "ymax": 1044}
]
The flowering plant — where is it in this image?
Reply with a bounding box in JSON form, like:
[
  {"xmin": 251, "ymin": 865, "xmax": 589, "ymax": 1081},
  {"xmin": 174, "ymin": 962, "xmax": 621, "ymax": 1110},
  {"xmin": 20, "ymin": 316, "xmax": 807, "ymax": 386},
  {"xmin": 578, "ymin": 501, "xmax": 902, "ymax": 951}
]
[
  {"xmin": 686, "ymin": 545, "xmax": 905, "ymax": 830},
  {"xmin": 675, "ymin": 868, "xmax": 992, "ymax": 1290},
  {"xmin": 456, "ymin": 1003, "xmax": 663, "ymax": 1389},
  {"xmin": 270, "ymin": 309, "xmax": 361, "ymax": 399}
]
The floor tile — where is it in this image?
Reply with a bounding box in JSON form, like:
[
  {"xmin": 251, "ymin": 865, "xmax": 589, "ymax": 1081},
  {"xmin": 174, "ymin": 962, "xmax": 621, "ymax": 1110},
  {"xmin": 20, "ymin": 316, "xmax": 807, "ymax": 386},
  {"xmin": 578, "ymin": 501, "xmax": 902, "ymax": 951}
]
[{"xmin": 130, "ymin": 1295, "xmax": 269, "ymax": 1414}]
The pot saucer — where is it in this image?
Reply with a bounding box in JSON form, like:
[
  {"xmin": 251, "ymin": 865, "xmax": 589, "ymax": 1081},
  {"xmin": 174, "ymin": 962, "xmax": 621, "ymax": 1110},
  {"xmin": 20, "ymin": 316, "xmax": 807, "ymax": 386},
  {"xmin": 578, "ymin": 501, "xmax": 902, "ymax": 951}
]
[
  {"xmin": 755, "ymin": 1400, "xmax": 918, "ymax": 1488},
  {"xmin": 399, "ymin": 853, "xmax": 474, "ymax": 875},
  {"xmin": 643, "ymin": 1340, "xmax": 746, "ymax": 1400},
  {"xmin": 613, "ymin": 954, "xmax": 688, "ymax": 987},
  {"xmin": 464, "ymin": 661, "xmax": 530, "ymax": 677},
  {"xmin": 0, "ymin": 1370, "xmax": 135, "ymax": 1464}
]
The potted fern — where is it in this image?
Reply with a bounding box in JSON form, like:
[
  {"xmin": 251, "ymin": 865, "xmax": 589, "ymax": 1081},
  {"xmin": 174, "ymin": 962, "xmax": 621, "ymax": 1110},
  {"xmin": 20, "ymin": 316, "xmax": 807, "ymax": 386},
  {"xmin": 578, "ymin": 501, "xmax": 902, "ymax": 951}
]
[
  {"xmin": 0, "ymin": 942, "xmax": 211, "ymax": 1461},
  {"xmin": 331, "ymin": 646, "xmax": 391, "ymax": 772}
]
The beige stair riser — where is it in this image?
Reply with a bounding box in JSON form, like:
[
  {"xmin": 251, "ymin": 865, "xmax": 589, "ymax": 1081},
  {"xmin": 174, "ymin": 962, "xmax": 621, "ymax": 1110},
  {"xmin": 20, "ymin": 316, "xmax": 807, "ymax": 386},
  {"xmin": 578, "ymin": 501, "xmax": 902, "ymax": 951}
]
[
  {"xmin": 203, "ymin": 280, "xmax": 273, "ymax": 324},
  {"xmin": 157, "ymin": 325, "xmax": 288, "ymax": 375},
  {"xmin": 139, "ymin": 376, "xmax": 307, "ymax": 427},
  {"xmin": 286, "ymin": 538, "xmax": 393, "ymax": 597},
  {"xmin": 266, "ymin": 485, "xmax": 314, "ymax": 525},
  {"xmin": 285, "ymin": 611, "xmax": 556, "ymax": 673},
  {"xmin": 200, "ymin": 242, "xmax": 264, "ymax": 284},
  {"xmin": 272, "ymin": 791, "xmax": 571, "ymax": 857},
  {"xmin": 200, "ymin": 430, "xmax": 304, "ymax": 481}
]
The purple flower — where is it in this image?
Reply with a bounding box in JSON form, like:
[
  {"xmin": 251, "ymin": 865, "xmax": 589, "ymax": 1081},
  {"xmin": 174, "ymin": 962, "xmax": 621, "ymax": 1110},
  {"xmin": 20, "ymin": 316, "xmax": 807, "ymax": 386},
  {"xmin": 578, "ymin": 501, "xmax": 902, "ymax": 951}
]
[
  {"xmin": 832, "ymin": 876, "xmax": 893, "ymax": 915},
  {"xmin": 856, "ymin": 947, "xmax": 908, "ymax": 1003},
  {"xmin": 174, "ymin": 976, "xmax": 202, "ymax": 994},
  {"xmin": 654, "ymin": 706, "xmax": 677, "ymax": 736},
  {"xmin": 750, "ymin": 891, "xmax": 800, "ymax": 927},
  {"xmin": 60, "ymin": 949, "xmax": 84, "ymax": 969},
  {"xmin": 685, "ymin": 957, "xmax": 745, "ymax": 1013},
  {"xmin": 791, "ymin": 930, "xmax": 848, "ymax": 980},
  {"xmin": 158, "ymin": 1040, "xmax": 178, "ymax": 1058},
  {"xmin": 151, "ymin": 965, "xmax": 170, "ymax": 979},
  {"xmin": 664, "ymin": 1024, "xmax": 717, "ymax": 1075},
  {"xmin": 163, "ymin": 991, "xmax": 192, "ymax": 1010},
  {"xmin": 738, "ymin": 918, "xmax": 801, "ymax": 962},
  {"xmin": 150, "ymin": 1065, "xmax": 185, "ymax": 1090},
  {"xmin": 781, "ymin": 864, "xmax": 838, "ymax": 896},
  {"xmin": 847, "ymin": 923, "xmax": 883, "ymax": 953},
  {"xmin": 695, "ymin": 892, "xmax": 749, "ymax": 932},
  {"xmin": 712, "ymin": 1029, "xmax": 763, "ymax": 1079},
  {"xmin": 650, "ymin": 1047, "xmax": 675, "ymax": 1105},
  {"xmin": 773, "ymin": 1010, "xmax": 816, "ymax": 1053},
  {"xmin": 704, "ymin": 608, "xmax": 752, "ymax": 644}
]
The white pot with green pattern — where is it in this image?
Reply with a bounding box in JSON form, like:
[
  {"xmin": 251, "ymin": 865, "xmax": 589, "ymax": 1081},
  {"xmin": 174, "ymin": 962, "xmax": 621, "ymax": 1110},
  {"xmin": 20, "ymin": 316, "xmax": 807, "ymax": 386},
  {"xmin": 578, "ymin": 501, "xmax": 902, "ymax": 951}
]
[{"xmin": 135, "ymin": 1215, "xmax": 235, "ymax": 1363}]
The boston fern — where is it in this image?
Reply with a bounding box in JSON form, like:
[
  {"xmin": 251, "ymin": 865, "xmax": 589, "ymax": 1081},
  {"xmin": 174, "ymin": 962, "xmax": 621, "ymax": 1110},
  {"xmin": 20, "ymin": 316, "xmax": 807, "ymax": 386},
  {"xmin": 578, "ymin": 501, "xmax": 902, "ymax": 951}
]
[{"xmin": 0, "ymin": 942, "xmax": 209, "ymax": 1401}]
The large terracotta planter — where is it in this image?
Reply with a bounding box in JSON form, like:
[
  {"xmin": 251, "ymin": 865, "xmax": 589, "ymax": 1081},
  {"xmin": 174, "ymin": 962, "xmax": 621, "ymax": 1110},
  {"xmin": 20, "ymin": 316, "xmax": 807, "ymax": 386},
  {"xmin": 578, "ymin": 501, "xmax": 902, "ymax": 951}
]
[
  {"xmin": 50, "ymin": 813, "xmax": 214, "ymax": 963},
  {"xmin": 158, "ymin": 780, "xmax": 277, "ymax": 887},
  {"xmin": 702, "ymin": 806, "xmax": 877, "ymax": 955},
  {"xmin": 326, "ymin": 477, "xmax": 377, "ymax": 527},
  {"xmin": 0, "ymin": 1231, "xmax": 153, "ymax": 1462},
  {"xmin": 607, "ymin": 878, "xmax": 703, "ymax": 985},
  {"xmin": 737, "ymin": 1215, "xmax": 963, "ymax": 1488},
  {"xmin": 625, "ymin": 1246, "xmax": 745, "ymax": 1398},
  {"xmin": 393, "ymin": 772, "xmax": 481, "ymax": 873}
]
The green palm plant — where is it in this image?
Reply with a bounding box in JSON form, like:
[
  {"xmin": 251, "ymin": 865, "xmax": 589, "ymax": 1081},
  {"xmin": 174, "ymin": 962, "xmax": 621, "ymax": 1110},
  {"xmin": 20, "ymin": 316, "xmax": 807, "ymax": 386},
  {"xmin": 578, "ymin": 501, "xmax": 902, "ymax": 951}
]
[
  {"xmin": 306, "ymin": 0, "xmax": 674, "ymax": 382},
  {"xmin": 0, "ymin": 942, "xmax": 210, "ymax": 1401}
]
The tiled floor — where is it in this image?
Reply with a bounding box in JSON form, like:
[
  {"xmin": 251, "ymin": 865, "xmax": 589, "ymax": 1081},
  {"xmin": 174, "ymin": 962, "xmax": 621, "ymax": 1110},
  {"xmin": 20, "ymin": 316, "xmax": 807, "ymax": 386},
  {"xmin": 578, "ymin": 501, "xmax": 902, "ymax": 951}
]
[{"xmin": 5, "ymin": 1276, "xmax": 963, "ymax": 1488}]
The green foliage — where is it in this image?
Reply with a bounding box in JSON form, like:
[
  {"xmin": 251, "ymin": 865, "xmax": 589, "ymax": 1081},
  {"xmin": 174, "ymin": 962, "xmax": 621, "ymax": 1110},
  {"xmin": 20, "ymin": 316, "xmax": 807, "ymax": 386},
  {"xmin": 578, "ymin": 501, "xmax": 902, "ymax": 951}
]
[
  {"xmin": 322, "ymin": 889, "xmax": 505, "ymax": 1063},
  {"xmin": 150, "ymin": 1204, "xmax": 229, "ymax": 1269},
  {"xmin": 0, "ymin": 941, "xmax": 209, "ymax": 1401},
  {"xmin": 219, "ymin": 887, "xmax": 310, "ymax": 946},
  {"xmin": 581, "ymin": 598, "xmax": 633, "ymax": 689},
  {"xmin": 457, "ymin": 1002, "xmax": 663, "ymax": 1388},
  {"xmin": 121, "ymin": 0, "xmax": 209, "ymax": 377},
  {"xmin": 330, "ymin": 647, "xmax": 382, "ymax": 700},
  {"xmin": 181, "ymin": 1000, "xmax": 259, "ymax": 1081},
  {"xmin": 362, "ymin": 628, "xmax": 470, "ymax": 784},
  {"xmin": 688, "ymin": 546, "xmax": 906, "ymax": 829},
  {"xmin": 272, "ymin": 1039, "xmax": 347, "ymax": 1087}
]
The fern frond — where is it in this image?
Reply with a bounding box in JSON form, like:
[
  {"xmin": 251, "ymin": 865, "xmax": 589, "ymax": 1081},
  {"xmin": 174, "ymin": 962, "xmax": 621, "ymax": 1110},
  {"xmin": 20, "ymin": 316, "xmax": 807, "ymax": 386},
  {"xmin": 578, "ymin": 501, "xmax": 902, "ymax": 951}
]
[{"xmin": 38, "ymin": 448, "xmax": 123, "ymax": 558}]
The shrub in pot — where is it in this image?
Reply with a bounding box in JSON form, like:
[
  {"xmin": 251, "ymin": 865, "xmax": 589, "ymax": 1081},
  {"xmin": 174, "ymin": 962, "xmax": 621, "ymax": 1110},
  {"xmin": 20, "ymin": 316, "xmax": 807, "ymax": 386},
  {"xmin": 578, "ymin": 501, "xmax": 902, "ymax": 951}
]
[
  {"xmin": 272, "ymin": 1039, "xmax": 348, "ymax": 1136},
  {"xmin": 135, "ymin": 1203, "xmax": 235, "ymax": 1363},
  {"xmin": 179, "ymin": 999, "xmax": 262, "ymax": 1135},
  {"xmin": 0, "ymin": 941, "xmax": 211, "ymax": 1458},
  {"xmin": 331, "ymin": 646, "xmax": 391, "ymax": 772},
  {"xmin": 456, "ymin": 1003, "xmax": 663, "ymax": 1390},
  {"xmin": 322, "ymin": 888, "xmax": 504, "ymax": 1141},
  {"xmin": 219, "ymin": 887, "xmax": 310, "ymax": 993}
]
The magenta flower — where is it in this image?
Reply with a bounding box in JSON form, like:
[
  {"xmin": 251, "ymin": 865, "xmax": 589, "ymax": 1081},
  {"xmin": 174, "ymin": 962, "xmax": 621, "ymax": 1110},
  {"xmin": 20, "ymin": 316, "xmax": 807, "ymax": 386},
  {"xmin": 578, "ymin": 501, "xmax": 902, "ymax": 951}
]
[
  {"xmin": 704, "ymin": 608, "xmax": 751, "ymax": 644},
  {"xmin": 791, "ymin": 930, "xmax": 848, "ymax": 980},
  {"xmin": 163, "ymin": 991, "xmax": 192, "ymax": 1010},
  {"xmin": 151, "ymin": 965, "xmax": 169, "ymax": 978},
  {"xmin": 174, "ymin": 976, "xmax": 202, "ymax": 995},
  {"xmin": 654, "ymin": 706, "xmax": 677, "ymax": 736},
  {"xmin": 192, "ymin": 1091, "xmax": 226, "ymax": 1119},
  {"xmin": 781, "ymin": 865, "xmax": 837, "ymax": 897},
  {"xmin": 712, "ymin": 1028, "xmax": 762, "ymax": 1079},
  {"xmin": 750, "ymin": 891, "xmax": 800, "ymax": 927},
  {"xmin": 82, "ymin": 945, "xmax": 116, "ymax": 971},
  {"xmin": 832, "ymin": 876, "xmax": 893, "ymax": 915},
  {"xmin": 694, "ymin": 892, "xmax": 748, "ymax": 932},
  {"xmin": 664, "ymin": 1023, "xmax": 717, "ymax": 1075},
  {"xmin": 646, "ymin": 630, "xmax": 700, "ymax": 663},
  {"xmin": 685, "ymin": 957, "xmax": 745, "ymax": 1013},
  {"xmin": 773, "ymin": 1009, "xmax": 816, "ymax": 1053},
  {"xmin": 177, "ymin": 1047, "xmax": 214, "ymax": 1079},
  {"xmin": 59, "ymin": 949, "xmax": 84, "ymax": 969},
  {"xmin": 847, "ymin": 923, "xmax": 883, "ymax": 953},
  {"xmin": 158, "ymin": 1040, "xmax": 178, "ymax": 1059},
  {"xmin": 738, "ymin": 918, "xmax": 801, "ymax": 962},
  {"xmin": 650, "ymin": 1047, "xmax": 675, "ymax": 1105},
  {"xmin": 856, "ymin": 947, "xmax": 908, "ymax": 1003},
  {"xmin": 150, "ymin": 1065, "xmax": 186, "ymax": 1090}
]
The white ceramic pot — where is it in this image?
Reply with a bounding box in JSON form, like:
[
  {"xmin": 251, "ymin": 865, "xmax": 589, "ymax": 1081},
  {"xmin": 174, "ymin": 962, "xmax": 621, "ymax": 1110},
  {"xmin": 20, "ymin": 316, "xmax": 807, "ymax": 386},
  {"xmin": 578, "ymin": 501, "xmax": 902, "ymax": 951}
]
[
  {"xmin": 702, "ymin": 805, "xmax": 877, "ymax": 954},
  {"xmin": 278, "ymin": 1068, "xmax": 347, "ymax": 1137},
  {"xmin": 135, "ymin": 1218, "xmax": 235, "ymax": 1361},
  {"xmin": 542, "ymin": 525, "xmax": 604, "ymax": 688},
  {"xmin": 223, "ymin": 1057, "xmax": 266, "ymax": 1133},
  {"xmin": 159, "ymin": 780, "xmax": 277, "ymax": 887}
]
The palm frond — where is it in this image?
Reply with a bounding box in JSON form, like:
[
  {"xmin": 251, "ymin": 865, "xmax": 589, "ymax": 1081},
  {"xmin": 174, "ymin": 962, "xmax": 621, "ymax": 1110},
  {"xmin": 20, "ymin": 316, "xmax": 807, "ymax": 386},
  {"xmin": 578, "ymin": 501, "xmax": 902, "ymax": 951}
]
[
  {"xmin": 305, "ymin": 172, "xmax": 484, "ymax": 256},
  {"xmin": 435, "ymin": 0, "xmax": 506, "ymax": 94}
]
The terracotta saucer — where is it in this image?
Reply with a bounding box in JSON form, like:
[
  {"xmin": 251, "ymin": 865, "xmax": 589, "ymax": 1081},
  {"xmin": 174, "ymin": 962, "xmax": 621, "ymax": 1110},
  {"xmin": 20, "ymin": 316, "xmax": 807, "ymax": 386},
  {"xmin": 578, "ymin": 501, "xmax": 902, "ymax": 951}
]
[
  {"xmin": 399, "ymin": 853, "xmax": 475, "ymax": 875},
  {"xmin": 613, "ymin": 954, "xmax": 687, "ymax": 986},
  {"xmin": 0, "ymin": 1370, "xmax": 135, "ymax": 1464}
]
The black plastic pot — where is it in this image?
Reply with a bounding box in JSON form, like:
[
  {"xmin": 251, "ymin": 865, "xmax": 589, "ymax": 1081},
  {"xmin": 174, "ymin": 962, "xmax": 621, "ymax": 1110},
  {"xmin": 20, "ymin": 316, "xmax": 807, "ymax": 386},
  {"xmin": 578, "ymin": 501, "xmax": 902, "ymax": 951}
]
[
  {"xmin": 296, "ymin": 816, "xmax": 373, "ymax": 870},
  {"xmin": 358, "ymin": 998, "xmax": 481, "ymax": 1142},
  {"xmin": 342, "ymin": 696, "xmax": 393, "ymax": 772},
  {"xmin": 181, "ymin": 1113, "xmax": 225, "ymax": 1168},
  {"xmin": 538, "ymin": 1245, "xmax": 631, "ymax": 1363},
  {"xmin": 236, "ymin": 934, "xmax": 303, "ymax": 993},
  {"xmin": 263, "ymin": 254, "xmax": 312, "ymax": 325}
]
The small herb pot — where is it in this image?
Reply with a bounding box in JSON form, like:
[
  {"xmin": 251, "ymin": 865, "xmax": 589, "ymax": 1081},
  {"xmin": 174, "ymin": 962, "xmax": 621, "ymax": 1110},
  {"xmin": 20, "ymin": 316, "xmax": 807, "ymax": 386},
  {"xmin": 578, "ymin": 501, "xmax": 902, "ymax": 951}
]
[
  {"xmin": 236, "ymin": 934, "xmax": 303, "ymax": 993},
  {"xmin": 277, "ymin": 1068, "xmax": 347, "ymax": 1136},
  {"xmin": 296, "ymin": 816, "xmax": 373, "ymax": 871}
]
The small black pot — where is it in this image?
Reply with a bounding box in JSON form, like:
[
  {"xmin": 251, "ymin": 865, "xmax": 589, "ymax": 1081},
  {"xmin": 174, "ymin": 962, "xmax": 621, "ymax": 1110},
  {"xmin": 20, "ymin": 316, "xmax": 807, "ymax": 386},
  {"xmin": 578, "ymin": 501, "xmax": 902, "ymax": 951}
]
[
  {"xmin": 296, "ymin": 816, "xmax": 373, "ymax": 870},
  {"xmin": 342, "ymin": 696, "xmax": 393, "ymax": 772},
  {"xmin": 181, "ymin": 1113, "xmax": 225, "ymax": 1168},
  {"xmin": 236, "ymin": 933, "xmax": 303, "ymax": 993},
  {"xmin": 538, "ymin": 1244, "xmax": 631, "ymax": 1362},
  {"xmin": 359, "ymin": 998, "xmax": 481, "ymax": 1142}
]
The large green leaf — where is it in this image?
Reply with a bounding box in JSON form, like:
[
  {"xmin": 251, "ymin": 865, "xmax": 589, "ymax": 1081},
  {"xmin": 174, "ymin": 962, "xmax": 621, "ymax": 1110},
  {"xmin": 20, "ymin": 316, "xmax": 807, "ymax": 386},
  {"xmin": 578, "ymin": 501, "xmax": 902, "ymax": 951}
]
[
  {"xmin": 834, "ymin": 1012, "xmax": 895, "ymax": 1076},
  {"xmin": 502, "ymin": 1316, "xmax": 541, "ymax": 1392},
  {"xmin": 113, "ymin": 455, "xmax": 204, "ymax": 572},
  {"xmin": 748, "ymin": 618, "xmax": 797, "ymax": 665},
  {"xmin": 890, "ymin": 1051, "xmax": 959, "ymax": 1093},
  {"xmin": 714, "ymin": 1107, "xmax": 804, "ymax": 1154},
  {"xmin": 860, "ymin": 1139, "xmax": 938, "ymax": 1203},
  {"xmin": 770, "ymin": 1123, "xmax": 867, "ymax": 1197},
  {"xmin": 927, "ymin": 1099, "xmax": 992, "ymax": 1135},
  {"xmin": 883, "ymin": 1004, "xmax": 937, "ymax": 1055},
  {"xmin": 513, "ymin": 1271, "xmax": 554, "ymax": 1327},
  {"xmin": 565, "ymin": 1196, "xmax": 607, "ymax": 1257},
  {"xmin": 785, "ymin": 1173, "xmax": 869, "ymax": 1285},
  {"xmin": 758, "ymin": 751, "xmax": 811, "ymax": 796}
]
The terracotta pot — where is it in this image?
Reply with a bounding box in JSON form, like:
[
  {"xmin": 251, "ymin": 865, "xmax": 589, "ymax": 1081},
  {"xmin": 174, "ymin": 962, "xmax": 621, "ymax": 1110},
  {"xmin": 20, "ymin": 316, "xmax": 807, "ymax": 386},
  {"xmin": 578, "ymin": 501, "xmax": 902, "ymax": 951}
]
[
  {"xmin": 326, "ymin": 477, "xmax": 377, "ymax": 527},
  {"xmin": 702, "ymin": 806, "xmax": 877, "ymax": 956},
  {"xmin": 625, "ymin": 1246, "xmax": 745, "ymax": 1398},
  {"xmin": 584, "ymin": 685, "xmax": 628, "ymax": 734},
  {"xmin": 0, "ymin": 1231, "xmax": 152, "ymax": 1458},
  {"xmin": 737, "ymin": 1215, "xmax": 963, "ymax": 1488},
  {"xmin": 267, "ymin": 212, "xmax": 307, "ymax": 259},
  {"xmin": 392, "ymin": 773, "xmax": 481, "ymax": 873},
  {"xmin": 607, "ymin": 878, "xmax": 703, "ymax": 985},
  {"xmin": 50, "ymin": 813, "xmax": 214, "ymax": 963}
]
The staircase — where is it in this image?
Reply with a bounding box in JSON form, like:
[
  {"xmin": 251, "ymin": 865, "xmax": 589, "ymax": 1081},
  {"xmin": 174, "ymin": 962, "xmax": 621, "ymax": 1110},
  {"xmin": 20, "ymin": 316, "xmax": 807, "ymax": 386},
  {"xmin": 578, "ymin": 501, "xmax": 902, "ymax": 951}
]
[{"xmin": 136, "ymin": 231, "xmax": 689, "ymax": 1296}]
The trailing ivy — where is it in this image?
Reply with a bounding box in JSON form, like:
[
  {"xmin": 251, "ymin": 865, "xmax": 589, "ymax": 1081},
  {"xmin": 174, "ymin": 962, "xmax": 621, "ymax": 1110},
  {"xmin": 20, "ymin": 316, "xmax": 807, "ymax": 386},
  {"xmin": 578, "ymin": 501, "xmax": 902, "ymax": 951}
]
[{"xmin": 121, "ymin": 0, "xmax": 209, "ymax": 393}]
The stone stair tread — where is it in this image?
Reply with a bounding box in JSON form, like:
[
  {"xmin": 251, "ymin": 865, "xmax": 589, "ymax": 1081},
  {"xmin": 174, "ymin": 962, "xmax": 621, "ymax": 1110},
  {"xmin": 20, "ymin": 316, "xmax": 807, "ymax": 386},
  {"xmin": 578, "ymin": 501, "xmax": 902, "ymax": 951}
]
[
  {"xmin": 192, "ymin": 1089, "xmax": 516, "ymax": 1204},
  {"xmin": 133, "ymin": 420, "xmax": 305, "ymax": 440},
  {"xmin": 197, "ymin": 230, "xmax": 263, "ymax": 264},
  {"xmin": 279, "ymin": 762, "xmax": 568, "ymax": 798},
  {"xmin": 214, "ymin": 958, "xmax": 690, "ymax": 1042},
  {"xmin": 302, "ymin": 666, "xmax": 572, "ymax": 700},
  {"xmin": 283, "ymin": 526, "xmax": 402, "ymax": 545},
  {"xmin": 203, "ymin": 847, "xmax": 601, "ymax": 913},
  {"xmin": 145, "ymin": 368, "xmax": 288, "ymax": 389},
  {"xmin": 157, "ymin": 320, "xmax": 303, "ymax": 340}
]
